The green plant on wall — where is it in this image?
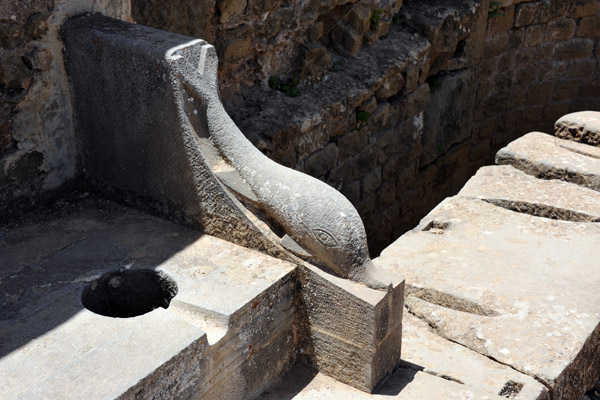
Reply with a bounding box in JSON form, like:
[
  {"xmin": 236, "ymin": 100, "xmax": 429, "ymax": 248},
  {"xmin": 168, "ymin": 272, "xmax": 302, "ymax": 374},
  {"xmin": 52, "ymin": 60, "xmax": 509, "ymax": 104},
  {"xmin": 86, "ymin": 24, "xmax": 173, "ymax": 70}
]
[
  {"xmin": 392, "ymin": 12, "xmax": 405, "ymax": 25},
  {"xmin": 356, "ymin": 109, "xmax": 370, "ymax": 130},
  {"xmin": 268, "ymin": 75, "xmax": 300, "ymax": 97},
  {"xmin": 488, "ymin": 1, "xmax": 504, "ymax": 18},
  {"xmin": 370, "ymin": 9, "xmax": 383, "ymax": 30},
  {"xmin": 330, "ymin": 60, "xmax": 344, "ymax": 72}
]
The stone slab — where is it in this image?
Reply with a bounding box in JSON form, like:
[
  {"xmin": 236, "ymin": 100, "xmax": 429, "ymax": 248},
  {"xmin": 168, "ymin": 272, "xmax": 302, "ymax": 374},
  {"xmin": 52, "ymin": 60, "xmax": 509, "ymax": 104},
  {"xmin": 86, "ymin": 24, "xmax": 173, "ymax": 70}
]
[
  {"xmin": 496, "ymin": 131, "xmax": 600, "ymax": 191},
  {"xmin": 399, "ymin": 312, "xmax": 547, "ymax": 400},
  {"xmin": 0, "ymin": 196, "xmax": 296, "ymax": 400},
  {"xmin": 459, "ymin": 165, "xmax": 600, "ymax": 221},
  {"xmin": 376, "ymin": 195, "xmax": 600, "ymax": 400},
  {"xmin": 555, "ymin": 111, "xmax": 600, "ymax": 147},
  {"xmin": 258, "ymin": 362, "xmax": 507, "ymax": 400}
]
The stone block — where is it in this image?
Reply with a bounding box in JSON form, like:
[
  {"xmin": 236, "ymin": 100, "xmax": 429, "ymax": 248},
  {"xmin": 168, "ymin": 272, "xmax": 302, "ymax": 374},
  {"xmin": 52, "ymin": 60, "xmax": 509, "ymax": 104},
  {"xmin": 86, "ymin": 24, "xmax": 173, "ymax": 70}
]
[
  {"xmin": 361, "ymin": 166, "xmax": 382, "ymax": 198},
  {"xmin": 338, "ymin": 129, "xmax": 369, "ymax": 162},
  {"xmin": 218, "ymin": 25, "xmax": 254, "ymax": 62},
  {"xmin": 376, "ymin": 74, "xmax": 405, "ymax": 99},
  {"xmin": 538, "ymin": 0, "xmax": 567, "ymax": 23},
  {"xmin": 544, "ymin": 18, "xmax": 576, "ymax": 41},
  {"xmin": 0, "ymin": 202, "xmax": 298, "ymax": 400},
  {"xmin": 568, "ymin": 0, "xmax": 600, "ymax": 18},
  {"xmin": 526, "ymin": 82, "xmax": 553, "ymax": 105},
  {"xmin": 306, "ymin": 21, "xmax": 323, "ymax": 42},
  {"xmin": 483, "ymin": 32, "xmax": 509, "ymax": 58},
  {"xmin": 347, "ymin": 5, "xmax": 371, "ymax": 36},
  {"xmin": 577, "ymin": 16, "xmax": 600, "ymax": 39},
  {"xmin": 514, "ymin": 2, "xmax": 541, "ymax": 27},
  {"xmin": 513, "ymin": 65, "xmax": 538, "ymax": 86},
  {"xmin": 218, "ymin": 0, "xmax": 247, "ymax": 23},
  {"xmin": 507, "ymin": 27, "xmax": 525, "ymax": 50},
  {"xmin": 566, "ymin": 59, "xmax": 597, "ymax": 78},
  {"xmin": 552, "ymin": 79, "xmax": 581, "ymax": 100},
  {"xmin": 377, "ymin": 190, "xmax": 600, "ymax": 399},
  {"xmin": 555, "ymin": 111, "xmax": 600, "ymax": 147},
  {"xmin": 523, "ymin": 24, "xmax": 543, "ymax": 47},
  {"xmin": 543, "ymin": 101, "xmax": 571, "ymax": 122},
  {"xmin": 553, "ymin": 38, "xmax": 595, "ymax": 61},
  {"xmin": 353, "ymin": 143, "xmax": 378, "ymax": 179},
  {"xmin": 331, "ymin": 22, "xmax": 362, "ymax": 57},
  {"xmin": 297, "ymin": 263, "xmax": 404, "ymax": 392},
  {"xmin": 376, "ymin": 179, "xmax": 396, "ymax": 207},
  {"xmin": 339, "ymin": 180, "xmax": 361, "ymax": 205},
  {"xmin": 300, "ymin": 43, "xmax": 331, "ymax": 83},
  {"xmin": 496, "ymin": 131, "xmax": 600, "ymax": 191},
  {"xmin": 487, "ymin": 5, "xmax": 515, "ymax": 34},
  {"xmin": 305, "ymin": 143, "xmax": 338, "ymax": 178}
]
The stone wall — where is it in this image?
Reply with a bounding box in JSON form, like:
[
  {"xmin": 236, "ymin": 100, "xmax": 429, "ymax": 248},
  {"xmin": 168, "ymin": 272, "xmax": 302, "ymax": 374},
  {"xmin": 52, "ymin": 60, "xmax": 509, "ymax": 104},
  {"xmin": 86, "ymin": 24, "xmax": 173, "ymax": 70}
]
[
  {"xmin": 0, "ymin": 0, "xmax": 131, "ymax": 214},
  {"xmin": 219, "ymin": 0, "xmax": 600, "ymax": 254},
  {"xmin": 2, "ymin": 0, "xmax": 599, "ymax": 256}
]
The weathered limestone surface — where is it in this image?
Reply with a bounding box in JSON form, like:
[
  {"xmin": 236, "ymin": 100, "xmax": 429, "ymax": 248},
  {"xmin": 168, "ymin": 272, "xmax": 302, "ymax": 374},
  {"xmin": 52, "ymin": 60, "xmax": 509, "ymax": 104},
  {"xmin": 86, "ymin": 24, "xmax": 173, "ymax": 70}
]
[
  {"xmin": 496, "ymin": 131, "xmax": 600, "ymax": 191},
  {"xmin": 259, "ymin": 362, "xmax": 509, "ymax": 400},
  {"xmin": 460, "ymin": 165, "xmax": 600, "ymax": 221},
  {"xmin": 0, "ymin": 196, "xmax": 297, "ymax": 400},
  {"xmin": 372, "ymin": 129, "xmax": 600, "ymax": 400},
  {"xmin": 555, "ymin": 111, "xmax": 600, "ymax": 147},
  {"xmin": 297, "ymin": 264, "xmax": 404, "ymax": 392}
]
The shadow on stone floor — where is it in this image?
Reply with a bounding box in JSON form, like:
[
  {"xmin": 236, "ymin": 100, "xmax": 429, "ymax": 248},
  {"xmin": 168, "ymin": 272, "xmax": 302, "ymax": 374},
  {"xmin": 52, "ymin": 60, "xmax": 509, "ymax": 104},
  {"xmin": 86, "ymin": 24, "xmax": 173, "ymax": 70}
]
[{"xmin": 0, "ymin": 192, "xmax": 203, "ymax": 359}]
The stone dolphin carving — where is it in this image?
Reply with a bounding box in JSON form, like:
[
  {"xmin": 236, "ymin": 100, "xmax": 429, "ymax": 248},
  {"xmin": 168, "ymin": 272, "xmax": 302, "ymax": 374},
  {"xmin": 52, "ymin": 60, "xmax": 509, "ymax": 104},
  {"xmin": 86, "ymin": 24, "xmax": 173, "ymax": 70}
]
[{"xmin": 168, "ymin": 42, "xmax": 387, "ymax": 289}]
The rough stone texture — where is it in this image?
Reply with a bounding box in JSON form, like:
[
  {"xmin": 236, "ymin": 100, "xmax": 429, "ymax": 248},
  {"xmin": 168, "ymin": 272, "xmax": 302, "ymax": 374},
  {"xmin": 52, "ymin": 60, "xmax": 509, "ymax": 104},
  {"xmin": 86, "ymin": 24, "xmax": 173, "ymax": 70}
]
[
  {"xmin": 459, "ymin": 165, "xmax": 600, "ymax": 221},
  {"xmin": 0, "ymin": 195, "xmax": 297, "ymax": 400},
  {"xmin": 555, "ymin": 111, "xmax": 600, "ymax": 147},
  {"xmin": 297, "ymin": 263, "xmax": 404, "ymax": 392},
  {"xmin": 3, "ymin": 0, "xmax": 600, "ymax": 257},
  {"xmin": 496, "ymin": 131, "xmax": 600, "ymax": 191},
  {"xmin": 376, "ymin": 194, "xmax": 600, "ymax": 400},
  {"xmin": 0, "ymin": 0, "xmax": 132, "ymax": 215}
]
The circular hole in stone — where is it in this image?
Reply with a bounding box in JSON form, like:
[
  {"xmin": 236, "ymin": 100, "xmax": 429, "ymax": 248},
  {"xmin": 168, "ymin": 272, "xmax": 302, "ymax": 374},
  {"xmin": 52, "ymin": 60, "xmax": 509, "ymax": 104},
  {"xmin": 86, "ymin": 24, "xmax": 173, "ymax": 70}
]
[{"xmin": 82, "ymin": 269, "xmax": 178, "ymax": 318}]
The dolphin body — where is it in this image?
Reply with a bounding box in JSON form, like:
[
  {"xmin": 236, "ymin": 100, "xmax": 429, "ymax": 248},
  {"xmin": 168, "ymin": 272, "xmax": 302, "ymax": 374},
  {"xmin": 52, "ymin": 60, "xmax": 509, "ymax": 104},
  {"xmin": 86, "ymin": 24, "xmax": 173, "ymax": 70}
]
[{"xmin": 168, "ymin": 42, "xmax": 387, "ymax": 290}]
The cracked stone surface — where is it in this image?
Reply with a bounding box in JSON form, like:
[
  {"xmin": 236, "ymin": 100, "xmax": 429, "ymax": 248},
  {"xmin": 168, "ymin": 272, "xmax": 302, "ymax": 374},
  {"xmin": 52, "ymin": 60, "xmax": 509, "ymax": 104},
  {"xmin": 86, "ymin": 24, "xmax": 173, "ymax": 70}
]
[
  {"xmin": 555, "ymin": 111, "xmax": 600, "ymax": 147},
  {"xmin": 459, "ymin": 165, "xmax": 600, "ymax": 221},
  {"xmin": 496, "ymin": 132, "xmax": 600, "ymax": 191},
  {"xmin": 376, "ymin": 192, "xmax": 600, "ymax": 400}
]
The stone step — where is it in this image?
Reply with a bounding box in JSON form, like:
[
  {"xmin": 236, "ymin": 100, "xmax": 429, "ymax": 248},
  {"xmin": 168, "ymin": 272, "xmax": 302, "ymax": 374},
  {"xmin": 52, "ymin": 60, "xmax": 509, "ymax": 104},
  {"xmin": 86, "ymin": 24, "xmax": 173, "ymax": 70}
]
[
  {"xmin": 458, "ymin": 164, "xmax": 600, "ymax": 221},
  {"xmin": 555, "ymin": 111, "xmax": 600, "ymax": 147},
  {"xmin": 375, "ymin": 194, "xmax": 600, "ymax": 400},
  {"xmin": 495, "ymin": 131, "xmax": 600, "ymax": 191}
]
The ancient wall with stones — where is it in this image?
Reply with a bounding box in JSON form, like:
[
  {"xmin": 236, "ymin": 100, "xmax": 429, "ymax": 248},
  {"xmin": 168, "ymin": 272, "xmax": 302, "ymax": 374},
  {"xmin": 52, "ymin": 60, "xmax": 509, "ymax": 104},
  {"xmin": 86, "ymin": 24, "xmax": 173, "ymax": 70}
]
[
  {"xmin": 213, "ymin": 0, "xmax": 599, "ymax": 254},
  {"xmin": 0, "ymin": 0, "xmax": 131, "ymax": 214},
  {"xmin": 2, "ymin": 0, "xmax": 599, "ymax": 256}
]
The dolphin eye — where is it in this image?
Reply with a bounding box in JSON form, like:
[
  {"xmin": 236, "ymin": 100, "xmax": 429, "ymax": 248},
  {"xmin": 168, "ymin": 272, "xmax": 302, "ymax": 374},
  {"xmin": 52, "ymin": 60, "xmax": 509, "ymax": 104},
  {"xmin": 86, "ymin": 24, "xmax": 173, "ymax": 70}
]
[{"xmin": 313, "ymin": 228, "xmax": 339, "ymax": 248}]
